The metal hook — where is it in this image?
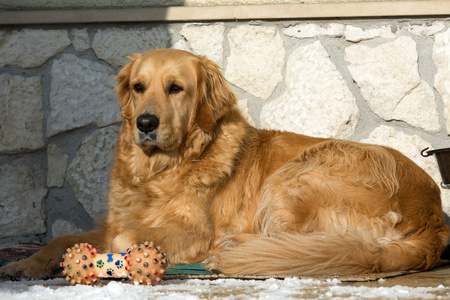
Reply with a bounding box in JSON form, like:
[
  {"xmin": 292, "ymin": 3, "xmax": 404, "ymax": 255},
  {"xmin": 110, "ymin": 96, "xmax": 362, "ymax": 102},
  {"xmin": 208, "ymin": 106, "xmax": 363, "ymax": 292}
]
[
  {"xmin": 441, "ymin": 182, "xmax": 450, "ymax": 189},
  {"xmin": 421, "ymin": 147, "xmax": 431, "ymax": 157}
]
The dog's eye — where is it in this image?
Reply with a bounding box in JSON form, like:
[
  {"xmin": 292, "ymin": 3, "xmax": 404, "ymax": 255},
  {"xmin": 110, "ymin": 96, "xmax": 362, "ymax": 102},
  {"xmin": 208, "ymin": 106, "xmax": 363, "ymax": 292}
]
[
  {"xmin": 169, "ymin": 84, "xmax": 183, "ymax": 94},
  {"xmin": 133, "ymin": 83, "xmax": 144, "ymax": 93}
]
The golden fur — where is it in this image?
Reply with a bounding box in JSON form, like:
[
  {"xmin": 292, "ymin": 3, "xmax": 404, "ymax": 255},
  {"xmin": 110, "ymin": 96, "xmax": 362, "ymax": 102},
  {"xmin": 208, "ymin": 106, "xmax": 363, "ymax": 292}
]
[{"xmin": 1, "ymin": 49, "xmax": 448, "ymax": 279}]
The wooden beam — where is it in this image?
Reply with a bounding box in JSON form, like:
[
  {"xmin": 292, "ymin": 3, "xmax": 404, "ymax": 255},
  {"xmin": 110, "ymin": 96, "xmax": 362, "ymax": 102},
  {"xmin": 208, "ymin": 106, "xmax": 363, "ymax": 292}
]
[{"xmin": 0, "ymin": 1, "xmax": 449, "ymax": 25}]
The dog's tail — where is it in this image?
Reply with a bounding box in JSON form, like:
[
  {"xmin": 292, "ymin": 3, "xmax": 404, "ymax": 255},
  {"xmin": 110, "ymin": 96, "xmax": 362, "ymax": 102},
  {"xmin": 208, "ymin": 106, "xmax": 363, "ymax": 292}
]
[{"xmin": 212, "ymin": 225, "xmax": 447, "ymax": 276}]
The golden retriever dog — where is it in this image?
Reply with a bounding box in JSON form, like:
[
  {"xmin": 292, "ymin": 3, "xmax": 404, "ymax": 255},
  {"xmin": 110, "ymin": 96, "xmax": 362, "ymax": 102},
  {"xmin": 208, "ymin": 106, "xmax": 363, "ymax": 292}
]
[{"xmin": 1, "ymin": 49, "xmax": 448, "ymax": 280}]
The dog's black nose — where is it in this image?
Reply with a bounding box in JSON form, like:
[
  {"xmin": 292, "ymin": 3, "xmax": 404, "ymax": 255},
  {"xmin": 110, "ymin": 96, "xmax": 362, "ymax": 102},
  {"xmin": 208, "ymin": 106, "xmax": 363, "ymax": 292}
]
[{"xmin": 137, "ymin": 113, "xmax": 159, "ymax": 133}]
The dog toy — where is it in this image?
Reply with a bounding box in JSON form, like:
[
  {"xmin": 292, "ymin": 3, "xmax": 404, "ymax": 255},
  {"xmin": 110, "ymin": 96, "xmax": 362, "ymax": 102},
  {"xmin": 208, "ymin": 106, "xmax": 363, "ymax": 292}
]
[{"xmin": 60, "ymin": 241, "xmax": 167, "ymax": 285}]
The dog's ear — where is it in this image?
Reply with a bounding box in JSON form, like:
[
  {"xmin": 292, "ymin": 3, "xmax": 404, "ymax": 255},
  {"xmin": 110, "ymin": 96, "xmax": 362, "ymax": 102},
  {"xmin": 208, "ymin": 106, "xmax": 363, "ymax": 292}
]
[
  {"xmin": 115, "ymin": 54, "xmax": 141, "ymax": 119},
  {"xmin": 196, "ymin": 56, "xmax": 237, "ymax": 132}
]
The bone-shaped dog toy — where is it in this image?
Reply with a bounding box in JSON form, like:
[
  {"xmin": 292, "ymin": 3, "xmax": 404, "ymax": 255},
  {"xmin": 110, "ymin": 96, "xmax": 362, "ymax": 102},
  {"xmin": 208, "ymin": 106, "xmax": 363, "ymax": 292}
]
[{"xmin": 60, "ymin": 241, "xmax": 167, "ymax": 285}]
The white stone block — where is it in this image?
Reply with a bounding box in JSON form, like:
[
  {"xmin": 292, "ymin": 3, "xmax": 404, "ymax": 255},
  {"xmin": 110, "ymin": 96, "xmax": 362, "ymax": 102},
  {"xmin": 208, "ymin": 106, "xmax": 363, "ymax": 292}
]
[
  {"xmin": 47, "ymin": 54, "xmax": 119, "ymax": 137},
  {"xmin": 51, "ymin": 219, "xmax": 84, "ymax": 238},
  {"xmin": 0, "ymin": 74, "xmax": 45, "ymax": 153},
  {"xmin": 236, "ymin": 99, "xmax": 256, "ymax": 127},
  {"xmin": 283, "ymin": 23, "xmax": 344, "ymax": 38},
  {"xmin": 92, "ymin": 27, "xmax": 170, "ymax": 67},
  {"xmin": 260, "ymin": 41, "xmax": 358, "ymax": 139},
  {"xmin": 433, "ymin": 28, "xmax": 450, "ymax": 134},
  {"xmin": 71, "ymin": 28, "xmax": 90, "ymax": 51},
  {"xmin": 346, "ymin": 36, "xmax": 440, "ymax": 132},
  {"xmin": 0, "ymin": 29, "xmax": 70, "ymax": 68},
  {"xmin": 226, "ymin": 25, "xmax": 285, "ymax": 100},
  {"xmin": 393, "ymin": 81, "xmax": 440, "ymax": 132},
  {"xmin": 66, "ymin": 125, "xmax": 119, "ymax": 218},
  {"xmin": 402, "ymin": 21, "xmax": 446, "ymax": 36},
  {"xmin": 171, "ymin": 38, "xmax": 190, "ymax": 51},
  {"xmin": 47, "ymin": 144, "xmax": 69, "ymax": 188},
  {"xmin": 360, "ymin": 125, "xmax": 450, "ymax": 214},
  {"xmin": 344, "ymin": 25, "xmax": 396, "ymax": 42},
  {"xmin": 0, "ymin": 163, "xmax": 47, "ymax": 238},
  {"xmin": 180, "ymin": 23, "xmax": 225, "ymax": 66}
]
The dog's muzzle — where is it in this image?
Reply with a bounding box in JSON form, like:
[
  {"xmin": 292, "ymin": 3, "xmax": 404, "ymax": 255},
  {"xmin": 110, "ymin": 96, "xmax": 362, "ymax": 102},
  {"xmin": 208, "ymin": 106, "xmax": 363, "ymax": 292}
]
[
  {"xmin": 137, "ymin": 113, "xmax": 159, "ymax": 142},
  {"xmin": 137, "ymin": 113, "xmax": 159, "ymax": 133}
]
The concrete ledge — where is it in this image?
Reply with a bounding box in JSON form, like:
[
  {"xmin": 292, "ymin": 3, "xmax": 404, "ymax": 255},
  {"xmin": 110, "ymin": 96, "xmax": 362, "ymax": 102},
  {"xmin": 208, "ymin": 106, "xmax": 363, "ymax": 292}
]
[{"xmin": 1, "ymin": 1, "xmax": 449, "ymax": 25}]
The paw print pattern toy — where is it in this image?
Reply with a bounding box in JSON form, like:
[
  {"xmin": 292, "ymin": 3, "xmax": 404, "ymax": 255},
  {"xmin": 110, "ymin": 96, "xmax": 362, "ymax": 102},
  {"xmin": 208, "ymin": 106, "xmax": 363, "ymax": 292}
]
[{"xmin": 60, "ymin": 241, "xmax": 167, "ymax": 285}]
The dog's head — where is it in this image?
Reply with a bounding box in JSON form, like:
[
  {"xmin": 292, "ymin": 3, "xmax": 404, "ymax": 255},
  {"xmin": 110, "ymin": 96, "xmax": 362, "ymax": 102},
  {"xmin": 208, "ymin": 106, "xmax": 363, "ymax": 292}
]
[{"xmin": 115, "ymin": 49, "xmax": 236, "ymax": 154}]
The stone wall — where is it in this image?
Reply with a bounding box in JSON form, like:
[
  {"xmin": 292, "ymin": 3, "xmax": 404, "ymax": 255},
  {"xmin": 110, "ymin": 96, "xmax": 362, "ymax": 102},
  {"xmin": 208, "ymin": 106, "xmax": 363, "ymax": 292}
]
[{"xmin": 1, "ymin": 19, "xmax": 450, "ymax": 246}]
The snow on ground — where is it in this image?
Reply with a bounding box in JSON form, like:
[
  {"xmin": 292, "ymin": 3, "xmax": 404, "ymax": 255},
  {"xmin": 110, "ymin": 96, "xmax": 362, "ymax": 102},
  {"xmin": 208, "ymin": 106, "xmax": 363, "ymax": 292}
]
[{"xmin": 0, "ymin": 277, "xmax": 449, "ymax": 299}]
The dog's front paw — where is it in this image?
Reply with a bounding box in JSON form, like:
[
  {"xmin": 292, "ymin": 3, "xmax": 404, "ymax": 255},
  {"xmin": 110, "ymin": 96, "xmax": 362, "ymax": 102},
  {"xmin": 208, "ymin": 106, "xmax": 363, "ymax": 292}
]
[{"xmin": 0, "ymin": 259, "xmax": 52, "ymax": 280}]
